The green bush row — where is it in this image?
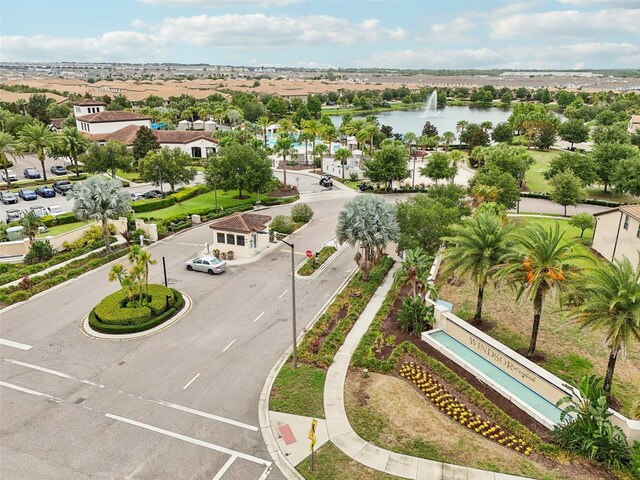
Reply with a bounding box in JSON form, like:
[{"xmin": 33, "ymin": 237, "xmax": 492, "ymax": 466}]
[
  {"xmin": 131, "ymin": 196, "xmax": 176, "ymax": 213},
  {"xmin": 520, "ymin": 191, "xmax": 624, "ymax": 207},
  {"xmin": 89, "ymin": 289, "xmax": 184, "ymax": 334},
  {"xmin": 56, "ymin": 212, "xmax": 79, "ymax": 225},
  {"xmin": 94, "ymin": 289, "xmax": 152, "ymax": 325},
  {"xmin": 2, "ymin": 174, "xmax": 88, "ymax": 192},
  {"xmin": 0, "ymin": 248, "xmax": 128, "ymax": 305},
  {"xmin": 297, "ymin": 256, "xmax": 394, "ymax": 367},
  {"xmin": 169, "ymin": 184, "xmax": 210, "ymax": 202}
]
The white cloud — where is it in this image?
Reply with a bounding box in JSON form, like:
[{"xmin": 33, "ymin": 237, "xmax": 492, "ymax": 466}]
[
  {"xmin": 355, "ymin": 42, "xmax": 640, "ymax": 69},
  {"xmin": 152, "ymin": 14, "xmax": 405, "ymax": 47},
  {"xmin": 489, "ymin": 8, "xmax": 640, "ymax": 39},
  {"xmin": 140, "ymin": 0, "xmax": 303, "ymax": 6},
  {"xmin": 558, "ymin": 0, "xmax": 639, "ymax": 6},
  {"xmin": 0, "ymin": 33, "xmax": 167, "ymax": 62}
]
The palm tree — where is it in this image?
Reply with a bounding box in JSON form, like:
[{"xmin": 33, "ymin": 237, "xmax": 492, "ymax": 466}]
[
  {"xmin": 336, "ymin": 194, "xmax": 400, "ymax": 281},
  {"xmin": 0, "ymin": 132, "xmax": 23, "ymax": 187},
  {"xmin": 274, "ymin": 134, "xmax": 294, "ymax": 186},
  {"xmin": 334, "ymin": 147, "xmax": 351, "ymax": 180},
  {"xmin": 404, "ymin": 132, "xmax": 418, "ymax": 187},
  {"xmin": 394, "ymin": 247, "xmax": 432, "ymax": 296},
  {"xmin": 567, "ymin": 258, "xmax": 640, "ymax": 395},
  {"xmin": 358, "ymin": 122, "xmax": 378, "ymax": 157},
  {"xmin": 69, "ymin": 176, "xmax": 132, "ymax": 252},
  {"xmin": 312, "ymin": 143, "xmax": 329, "ymax": 173},
  {"xmin": 344, "ymin": 119, "xmax": 367, "ymax": 149},
  {"xmin": 496, "ymin": 223, "xmax": 588, "ymax": 358},
  {"xmin": 302, "ymin": 119, "xmax": 323, "ymax": 165},
  {"xmin": 58, "ymin": 126, "xmax": 90, "ymax": 178},
  {"xmin": 21, "ymin": 210, "xmax": 42, "ymax": 242},
  {"xmin": 442, "ymin": 213, "xmax": 514, "ymax": 325},
  {"xmin": 442, "ymin": 131, "xmax": 455, "ymax": 152},
  {"xmin": 257, "ymin": 116, "xmax": 270, "ymax": 147},
  {"xmin": 297, "ymin": 131, "xmax": 314, "ymax": 165},
  {"xmin": 19, "ymin": 122, "xmax": 56, "ymax": 181},
  {"xmin": 456, "ymin": 120, "xmax": 468, "ymax": 146}
]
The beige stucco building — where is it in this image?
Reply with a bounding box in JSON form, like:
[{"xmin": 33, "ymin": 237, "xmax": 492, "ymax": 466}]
[
  {"xmin": 592, "ymin": 205, "xmax": 640, "ymax": 268},
  {"xmin": 208, "ymin": 212, "xmax": 272, "ymax": 258},
  {"xmin": 628, "ymin": 115, "xmax": 640, "ymax": 134}
]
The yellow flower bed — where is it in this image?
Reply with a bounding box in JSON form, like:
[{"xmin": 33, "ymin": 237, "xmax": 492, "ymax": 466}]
[{"xmin": 399, "ymin": 362, "xmax": 532, "ymax": 456}]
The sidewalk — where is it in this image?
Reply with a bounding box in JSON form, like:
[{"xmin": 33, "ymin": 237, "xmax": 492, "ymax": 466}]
[{"xmin": 261, "ymin": 262, "xmax": 534, "ymax": 480}]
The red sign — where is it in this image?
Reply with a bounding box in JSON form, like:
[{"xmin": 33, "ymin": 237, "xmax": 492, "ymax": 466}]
[{"xmin": 306, "ymin": 250, "xmax": 313, "ymax": 258}]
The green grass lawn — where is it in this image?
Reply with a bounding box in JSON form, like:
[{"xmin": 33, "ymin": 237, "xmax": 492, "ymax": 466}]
[
  {"xmin": 270, "ymin": 362, "xmax": 326, "ymax": 418},
  {"xmin": 523, "ymin": 150, "xmax": 558, "ymax": 193},
  {"xmin": 133, "ymin": 189, "xmax": 259, "ymax": 220},
  {"xmin": 115, "ymin": 169, "xmax": 143, "ymax": 182},
  {"xmin": 36, "ymin": 220, "xmax": 95, "ymax": 238}
]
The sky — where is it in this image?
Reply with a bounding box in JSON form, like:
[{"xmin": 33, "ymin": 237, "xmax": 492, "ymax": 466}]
[{"xmin": 0, "ymin": 0, "xmax": 639, "ymax": 69}]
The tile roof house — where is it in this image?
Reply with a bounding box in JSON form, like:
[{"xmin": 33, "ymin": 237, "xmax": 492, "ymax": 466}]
[
  {"xmin": 75, "ymin": 110, "xmax": 151, "ymax": 135},
  {"xmin": 628, "ymin": 115, "xmax": 640, "ymax": 134},
  {"xmin": 593, "ymin": 205, "xmax": 640, "ymax": 269},
  {"xmin": 208, "ymin": 212, "xmax": 272, "ymax": 258}
]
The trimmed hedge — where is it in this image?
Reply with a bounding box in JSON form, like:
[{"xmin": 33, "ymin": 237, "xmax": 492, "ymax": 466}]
[
  {"xmin": 56, "ymin": 212, "xmax": 79, "ymax": 225},
  {"xmin": 131, "ymin": 196, "xmax": 176, "ymax": 213},
  {"xmin": 169, "ymin": 184, "xmax": 210, "ymax": 202},
  {"xmin": 89, "ymin": 289, "xmax": 184, "ymax": 334},
  {"xmin": 94, "ymin": 289, "xmax": 152, "ymax": 325}
]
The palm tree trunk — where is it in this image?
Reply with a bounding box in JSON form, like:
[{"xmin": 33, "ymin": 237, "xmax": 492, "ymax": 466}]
[
  {"xmin": 473, "ymin": 283, "xmax": 485, "ymax": 324},
  {"xmin": 603, "ymin": 347, "xmax": 618, "ymax": 395},
  {"xmin": 39, "ymin": 154, "xmax": 48, "ymax": 182},
  {"xmin": 103, "ymin": 218, "xmax": 112, "ymax": 253},
  {"xmin": 283, "ymin": 155, "xmax": 288, "ymax": 186},
  {"xmin": 527, "ymin": 287, "xmax": 544, "ymax": 358}
]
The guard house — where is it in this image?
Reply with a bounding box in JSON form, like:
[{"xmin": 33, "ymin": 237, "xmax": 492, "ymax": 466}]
[{"xmin": 208, "ymin": 212, "xmax": 272, "ymax": 258}]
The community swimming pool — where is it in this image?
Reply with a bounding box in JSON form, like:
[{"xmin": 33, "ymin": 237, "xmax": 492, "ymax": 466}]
[
  {"xmin": 265, "ymin": 133, "xmax": 342, "ymax": 153},
  {"xmin": 428, "ymin": 330, "xmax": 564, "ymax": 426}
]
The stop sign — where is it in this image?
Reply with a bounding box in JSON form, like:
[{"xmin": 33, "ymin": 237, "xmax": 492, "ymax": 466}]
[{"xmin": 306, "ymin": 250, "xmax": 313, "ymax": 258}]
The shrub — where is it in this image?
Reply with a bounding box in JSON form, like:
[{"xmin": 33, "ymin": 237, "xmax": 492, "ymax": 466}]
[
  {"xmin": 41, "ymin": 215, "xmax": 55, "ymax": 228},
  {"xmin": 6, "ymin": 290, "xmax": 30, "ymax": 303},
  {"xmin": 291, "ymin": 203, "xmax": 314, "ymax": 224},
  {"xmin": 24, "ymin": 240, "xmax": 55, "ymax": 265},
  {"xmin": 631, "ymin": 441, "xmax": 640, "ymax": 480},
  {"xmin": 349, "ymin": 171, "xmax": 359, "ymax": 182},
  {"xmin": 270, "ymin": 215, "xmax": 296, "ymax": 235},
  {"xmin": 396, "ymin": 295, "xmax": 435, "ymax": 333},
  {"xmin": 94, "ymin": 289, "xmax": 152, "ymax": 325},
  {"xmin": 62, "ymin": 225, "xmax": 106, "ymax": 250},
  {"xmin": 169, "ymin": 184, "xmax": 209, "ymax": 202},
  {"xmin": 128, "ymin": 228, "xmax": 148, "ymax": 245},
  {"xmin": 130, "ymin": 197, "xmax": 176, "ymax": 213},
  {"xmin": 56, "ymin": 212, "xmax": 79, "ymax": 225}
]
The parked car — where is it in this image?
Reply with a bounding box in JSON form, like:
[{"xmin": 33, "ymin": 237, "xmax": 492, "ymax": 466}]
[
  {"xmin": 18, "ymin": 188, "xmax": 37, "ymax": 201},
  {"xmin": 358, "ymin": 181, "xmax": 374, "ymax": 192},
  {"xmin": 53, "ymin": 180, "xmax": 73, "ymax": 195},
  {"xmin": 50, "ymin": 165, "xmax": 68, "ymax": 175},
  {"xmin": 46, "ymin": 205, "xmax": 66, "ymax": 217},
  {"xmin": 319, "ymin": 174, "xmax": 333, "ymax": 188},
  {"xmin": 185, "ymin": 255, "xmax": 227, "ymax": 275},
  {"xmin": 130, "ymin": 192, "xmax": 145, "ymax": 201},
  {"xmin": 29, "ymin": 205, "xmax": 47, "ymax": 218},
  {"xmin": 5, "ymin": 209, "xmax": 22, "ymax": 223},
  {"xmin": 1, "ymin": 191, "xmax": 18, "ymax": 204},
  {"xmin": 35, "ymin": 185, "xmax": 56, "ymax": 198},
  {"xmin": 144, "ymin": 189, "xmax": 164, "ymax": 199},
  {"xmin": 1, "ymin": 169, "xmax": 18, "ymax": 182},
  {"xmin": 23, "ymin": 168, "xmax": 42, "ymax": 179}
]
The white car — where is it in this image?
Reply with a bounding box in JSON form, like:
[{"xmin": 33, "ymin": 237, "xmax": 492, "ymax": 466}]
[
  {"xmin": 185, "ymin": 255, "xmax": 227, "ymax": 275},
  {"xmin": 130, "ymin": 192, "xmax": 145, "ymax": 201},
  {"xmin": 29, "ymin": 205, "xmax": 47, "ymax": 218},
  {"xmin": 2, "ymin": 169, "xmax": 18, "ymax": 182},
  {"xmin": 46, "ymin": 205, "xmax": 66, "ymax": 217}
]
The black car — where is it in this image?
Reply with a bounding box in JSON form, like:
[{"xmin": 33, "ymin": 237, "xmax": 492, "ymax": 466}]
[
  {"xmin": 319, "ymin": 174, "xmax": 333, "ymax": 188},
  {"xmin": 1, "ymin": 191, "xmax": 18, "ymax": 204},
  {"xmin": 53, "ymin": 180, "xmax": 73, "ymax": 195},
  {"xmin": 50, "ymin": 165, "xmax": 68, "ymax": 175},
  {"xmin": 23, "ymin": 168, "xmax": 42, "ymax": 179},
  {"xmin": 35, "ymin": 186, "xmax": 56, "ymax": 198},
  {"xmin": 144, "ymin": 189, "xmax": 164, "ymax": 199}
]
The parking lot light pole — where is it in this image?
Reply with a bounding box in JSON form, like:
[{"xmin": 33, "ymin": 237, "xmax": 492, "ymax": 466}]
[{"xmin": 257, "ymin": 230, "xmax": 297, "ymax": 368}]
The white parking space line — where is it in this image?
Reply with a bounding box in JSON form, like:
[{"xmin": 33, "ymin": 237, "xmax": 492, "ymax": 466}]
[
  {"xmin": 211, "ymin": 455, "xmax": 236, "ymax": 480},
  {"xmin": 253, "ymin": 312, "xmax": 265, "ymax": 323},
  {"xmin": 0, "ymin": 380, "xmax": 63, "ymax": 403},
  {"xmin": 222, "ymin": 339, "xmax": 236, "ymax": 352},
  {"xmin": 278, "ymin": 289, "xmax": 288, "ymax": 299},
  {"xmin": 105, "ymin": 413, "xmax": 271, "ymax": 466},
  {"xmin": 258, "ymin": 465, "xmax": 272, "ymax": 480},
  {"xmin": 182, "ymin": 373, "xmax": 201, "ymax": 390},
  {"xmin": 5, "ymin": 359, "xmax": 104, "ymax": 388},
  {"xmin": 149, "ymin": 400, "xmax": 258, "ymax": 432},
  {"xmin": 0, "ymin": 338, "xmax": 33, "ymax": 350}
]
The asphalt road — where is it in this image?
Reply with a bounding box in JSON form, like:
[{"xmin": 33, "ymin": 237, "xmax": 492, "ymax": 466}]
[{"xmin": 0, "ymin": 187, "xmax": 357, "ymax": 480}]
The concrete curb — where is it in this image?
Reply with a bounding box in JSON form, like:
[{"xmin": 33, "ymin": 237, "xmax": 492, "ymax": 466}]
[{"xmin": 80, "ymin": 291, "xmax": 192, "ymax": 341}]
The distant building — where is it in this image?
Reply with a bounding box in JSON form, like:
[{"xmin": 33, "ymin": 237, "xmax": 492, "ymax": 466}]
[
  {"xmin": 73, "ymin": 98, "xmax": 151, "ymax": 134},
  {"xmin": 628, "ymin": 115, "xmax": 640, "ymax": 134},
  {"xmin": 592, "ymin": 205, "xmax": 640, "ymax": 270}
]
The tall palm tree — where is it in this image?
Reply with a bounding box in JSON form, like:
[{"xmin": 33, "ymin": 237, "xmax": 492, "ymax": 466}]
[
  {"xmin": 568, "ymin": 258, "xmax": 640, "ymax": 395},
  {"xmin": 442, "ymin": 131, "xmax": 455, "ymax": 152},
  {"xmin": 394, "ymin": 247, "xmax": 432, "ymax": 296},
  {"xmin": 358, "ymin": 122, "xmax": 378, "ymax": 157},
  {"xmin": 302, "ymin": 119, "xmax": 323, "ymax": 165},
  {"xmin": 336, "ymin": 194, "xmax": 400, "ymax": 281},
  {"xmin": 496, "ymin": 223, "xmax": 588, "ymax": 358},
  {"xmin": 21, "ymin": 210, "xmax": 42, "ymax": 242},
  {"xmin": 257, "ymin": 116, "xmax": 270, "ymax": 147},
  {"xmin": 58, "ymin": 126, "xmax": 90, "ymax": 178},
  {"xmin": 442, "ymin": 213, "xmax": 514, "ymax": 325},
  {"xmin": 456, "ymin": 120, "xmax": 468, "ymax": 146},
  {"xmin": 344, "ymin": 119, "xmax": 367, "ymax": 149},
  {"xmin": 297, "ymin": 131, "xmax": 314, "ymax": 165},
  {"xmin": 274, "ymin": 134, "xmax": 294, "ymax": 186},
  {"xmin": 334, "ymin": 147, "xmax": 351, "ymax": 180},
  {"xmin": 0, "ymin": 132, "xmax": 23, "ymax": 187},
  {"xmin": 312, "ymin": 143, "xmax": 329, "ymax": 173},
  {"xmin": 404, "ymin": 132, "xmax": 417, "ymax": 158},
  {"xmin": 69, "ymin": 176, "xmax": 132, "ymax": 252},
  {"xmin": 19, "ymin": 122, "xmax": 57, "ymax": 181}
]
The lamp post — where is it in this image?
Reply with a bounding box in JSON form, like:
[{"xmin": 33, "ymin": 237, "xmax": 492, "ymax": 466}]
[
  {"xmin": 257, "ymin": 230, "xmax": 297, "ymax": 368},
  {"xmin": 156, "ymin": 164, "xmax": 164, "ymax": 197}
]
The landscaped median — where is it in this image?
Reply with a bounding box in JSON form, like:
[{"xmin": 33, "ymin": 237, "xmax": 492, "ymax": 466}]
[{"xmin": 296, "ymin": 245, "xmax": 337, "ymax": 277}]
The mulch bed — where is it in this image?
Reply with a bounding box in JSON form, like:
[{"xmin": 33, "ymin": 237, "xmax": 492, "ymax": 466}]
[
  {"xmin": 310, "ymin": 304, "xmax": 349, "ymax": 355},
  {"xmin": 266, "ymin": 186, "xmax": 300, "ymax": 197}
]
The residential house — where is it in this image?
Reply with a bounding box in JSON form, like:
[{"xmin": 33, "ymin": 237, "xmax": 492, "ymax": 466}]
[{"xmin": 592, "ymin": 205, "xmax": 640, "ymax": 269}]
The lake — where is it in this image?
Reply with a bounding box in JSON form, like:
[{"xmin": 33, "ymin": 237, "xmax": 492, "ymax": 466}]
[{"xmin": 329, "ymin": 105, "xmax": 513, "ymax": 136}]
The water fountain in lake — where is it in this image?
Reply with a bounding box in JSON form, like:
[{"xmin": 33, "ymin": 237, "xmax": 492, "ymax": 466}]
[{"xmin": 423, "ymin": 90, "xmax": 438, "ymax": 117}]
